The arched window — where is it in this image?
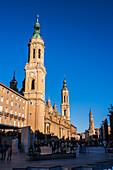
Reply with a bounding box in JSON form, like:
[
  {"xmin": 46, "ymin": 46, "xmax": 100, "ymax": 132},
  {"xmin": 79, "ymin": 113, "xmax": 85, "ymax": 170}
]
[
  {"xmin": 64, "ymin": 96, "xmax": 66, "ymax": 102},
  {"xmin": 64, "ymin": 110, "xmax": 66, "ymax": 116},
  {"xmin": 33, "ymin": 49, "xmax": 35, "ymax": 58},
  {"xmin": 31, "ymin": 79, "xmax": 35, "ymax": 90},
  {"xmin": 28, "ymin": 48, "xmax": 30, "ymax": 62},
  {"xmin": 38, "ymin": 49, "xmax": 41, "ymax": 58}
]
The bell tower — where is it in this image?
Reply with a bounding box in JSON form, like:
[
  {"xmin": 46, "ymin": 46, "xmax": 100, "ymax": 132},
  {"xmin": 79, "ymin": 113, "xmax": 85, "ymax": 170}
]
[
  {"xmin": 24, "ymin": 15, "xmax": 46, "ymax": 132},
  {"xmin": 10, "ymin": 71, "xmax": 18, "ymax": 92},
  {"xmin": 89, "ymin": 108, "xmax": 95, "ymax": 136},
  {"xmin": 61, "ymin": 76, "xmax": 70, "ymax": 121}
]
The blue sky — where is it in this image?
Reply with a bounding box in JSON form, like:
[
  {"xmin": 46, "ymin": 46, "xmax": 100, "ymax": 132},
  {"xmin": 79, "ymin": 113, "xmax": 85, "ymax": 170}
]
[{"xmin": 0, "ymin": 0, "xmax": 113, "ymax": 132}]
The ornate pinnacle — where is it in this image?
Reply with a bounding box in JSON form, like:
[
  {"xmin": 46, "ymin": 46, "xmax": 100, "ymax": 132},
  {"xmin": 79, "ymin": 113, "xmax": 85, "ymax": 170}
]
[
  {"xmin": 37, "ymin": 15, "xmax": 39, "ymax": 22},
  {"xmin": 63, "ymin": 75, "xmax": 67, "ymax": 90},
  {"xmin": 33, "ymin": 15, "xmax": 41, "ymax": 39},
  {"xmin": 13, "ymin": 71, "xmax": 15, "ymax": 80},
  {"xmin": 89, "ymin": 108, "xmax": 92, "ymax": 115},
  {"xmin": 64, "ymin": 75, "xmax": 65, "ymax": 79}
]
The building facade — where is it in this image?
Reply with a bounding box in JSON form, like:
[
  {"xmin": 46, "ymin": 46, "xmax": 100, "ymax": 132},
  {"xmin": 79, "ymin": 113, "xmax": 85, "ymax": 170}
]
[
  {"xmin": 0, "ymin": 15, "xmax": 72, "ymax": 139},
  {"xmin": 0, "ymin": 82, "xmax": 27, "ymax": 127},
  {"xmin": 108, "ymin": 104, "xmax": 113, "ymax": 139}
]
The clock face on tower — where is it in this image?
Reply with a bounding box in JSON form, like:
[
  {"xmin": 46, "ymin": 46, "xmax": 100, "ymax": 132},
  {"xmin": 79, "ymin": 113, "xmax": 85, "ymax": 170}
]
[{"xmin": 30, "ymin": 72, "xmax": 35, "ymax": 78}]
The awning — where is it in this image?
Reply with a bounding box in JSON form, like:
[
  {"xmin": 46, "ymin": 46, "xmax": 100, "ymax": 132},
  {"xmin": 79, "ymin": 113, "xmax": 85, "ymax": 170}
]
[{"xmin": 0, "ymin": 124, "xmax": 22, "ymax": 129}]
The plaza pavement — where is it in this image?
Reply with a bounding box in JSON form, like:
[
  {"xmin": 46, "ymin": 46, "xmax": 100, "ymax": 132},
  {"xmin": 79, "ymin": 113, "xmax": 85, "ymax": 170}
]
[{"xmin": 0, "ymin": 146, "xmax": 113, "ymax": 170}]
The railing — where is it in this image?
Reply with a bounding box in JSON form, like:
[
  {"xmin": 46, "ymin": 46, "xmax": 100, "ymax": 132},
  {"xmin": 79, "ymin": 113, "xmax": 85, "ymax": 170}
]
[
  {"xmin": 14, "ymin": 115, "xmax": 18, "ymax": 119},
  {"xmin": 0, "ymin": 112, "xmax": 3, "ymax": 116},
  {"xmin": 18, "ymin": 116, "xmax": 21, "ymax": 120},
  {"xmin": 10, "ymin": 114, "xmax": 14, "ymax": 118},
  {"xmin": 22, "ymin": 117, "xmax": 25, "ymax": 121},
  {"xmin": 4, "ymin": 112, "xmax": 9, "ymax": 117},
  {"xmin": 0, "ymin": 111, "xmax": 25, "ymax": 121}
]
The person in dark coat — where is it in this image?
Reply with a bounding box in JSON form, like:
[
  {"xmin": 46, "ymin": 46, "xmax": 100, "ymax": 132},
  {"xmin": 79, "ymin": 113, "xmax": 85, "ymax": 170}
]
[{"xmin": 2, "ymin": 141, "xmax": 7, "ymax": 160}]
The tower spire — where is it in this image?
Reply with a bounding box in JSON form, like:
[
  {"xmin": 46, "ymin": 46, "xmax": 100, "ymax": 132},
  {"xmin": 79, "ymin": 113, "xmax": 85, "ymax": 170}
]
[
  {"xmin": 24, "ymin": 14, "xmax": 46, "ymax": 132},
  {"xmin": 10, "ymin": 71, "xmax": 18, "ymax": 92},
  {"xmin": 53, "ymin": 101, "xmax": 57, "ymax": 111},
  {"xmin": 61, "ymin": 76, "xmax": 70, "ymax": 120},
  {"xmin": 37, "ymin": 15, "xmax": 39, "ymax": 22},
  {"xmin": 47, "ymin": 96, "xmax": 51, "ymax": 106},
  {"xmin": 33, "ymin": 15, "xmax": 41, "ymax": 39},
  {"xmin": 63, "ymin": 75, "xmax": 67, "ymax": 90},
  {"xmin": 89, "ymin": 108, "xmax": 92, "ymax": 115},
  {"xmin": 89, "ymin": 108, "xmax": 95, "ymax": 136},
  {"xmin": 13, "ymin": 71, "xmax": 15, "ymax": 80}
]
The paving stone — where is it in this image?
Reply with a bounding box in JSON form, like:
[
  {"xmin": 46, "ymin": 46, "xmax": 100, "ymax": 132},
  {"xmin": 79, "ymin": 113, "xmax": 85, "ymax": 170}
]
[{"xmin": 0, "ymin": 147, "xmax": 113, "ymax": 170}]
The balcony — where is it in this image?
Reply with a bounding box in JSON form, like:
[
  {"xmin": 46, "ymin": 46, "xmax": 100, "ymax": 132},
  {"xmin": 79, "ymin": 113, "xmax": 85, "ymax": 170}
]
[
  {"xmin": 4, "ymin": 112, "xmax": 9, "ymax": 117},
  {"xmin": 10, "ymin": 114, "xmax": 13, "ymax": 118},
  {"xmin": 18, "ymin": 116, "xmax": 21, "ymax": 120},
  {"xmin": 0, "ymin": 112, "xmax": 3, "ymax": 116},
  {"xmin": 14, "ymin": 115, "xmax": 18, "ymax": 119},
  {"xmin": 22, "ymin": 117, "xmax": 25, "ymax": 121}
]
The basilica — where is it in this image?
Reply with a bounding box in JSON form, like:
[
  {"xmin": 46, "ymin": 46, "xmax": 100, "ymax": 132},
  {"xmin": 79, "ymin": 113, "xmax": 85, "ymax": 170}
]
[{"xmin": 0, "ymin": 16, "xmax": 77, "ymax": 139}]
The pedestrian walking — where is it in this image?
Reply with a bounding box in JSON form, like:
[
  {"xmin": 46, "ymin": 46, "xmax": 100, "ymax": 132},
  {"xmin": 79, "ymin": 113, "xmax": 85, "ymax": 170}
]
[
  {"xmin": 7, "ymin": 146, "xmax": 12, "ymax": 161},
  {"xmin": 103, "ymin": 140, "xmax": 107, "ymax": 153},
  {"xmin": 2, "ymin": 141, "xmax": 7, "ymax": 160},
  {"xmin": 36, "ymin": 145, "xmax": 41, "ymax": 156},
  {"xmin": 52, "ymin": 140, "xmax": 55, "ymax": 154},
  {"xmin": 0, "ymin": 145, "xmax": 3, "ymax": 160}
]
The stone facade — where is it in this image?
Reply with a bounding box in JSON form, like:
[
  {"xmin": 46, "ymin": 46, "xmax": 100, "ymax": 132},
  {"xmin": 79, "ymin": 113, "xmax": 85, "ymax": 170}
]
[
  {"xmin": 0, "ymin": 82, "xmax": 27, "ymax": 127},
  {"xmin": 44, "ymin": 100, "xmax": 71, "ymax": 139},
  {"xmin": 0, "ymin": 16, "xmax": 73, "ymax": 139},
  {"xmin": 70, "ymin": 124, "xmax": 80, "ymax": 140}
]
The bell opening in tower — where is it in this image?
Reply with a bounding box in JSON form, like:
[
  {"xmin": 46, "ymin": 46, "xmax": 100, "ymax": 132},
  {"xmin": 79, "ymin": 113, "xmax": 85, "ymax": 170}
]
[
  {"xmin": 33, "ymin": 49, "xmax": 35, "ymax": 58},
  {"xmin": 38, "ymin": 49, "xmax": 41, "ymax": 58},
  {"xmin": 64, "ymin": 96, "xmax": 66, "ymax": 102},
  {"xmin": 31, "ymin": 79, "xmax": 35, "ymax": 90}
]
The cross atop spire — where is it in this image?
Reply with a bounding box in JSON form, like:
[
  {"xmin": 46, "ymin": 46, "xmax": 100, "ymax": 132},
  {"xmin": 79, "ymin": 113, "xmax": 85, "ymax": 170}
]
[
  {"xmin": 13, "ymin": 71, "xmax": 15, "ymax": 80},
  {"xmin": 64, "ymin": 75, "xmax": 65, "ymax": 79},
  {"xmin": 37, "ymin": 15, "xmax": 39, "ymax": 22}
]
